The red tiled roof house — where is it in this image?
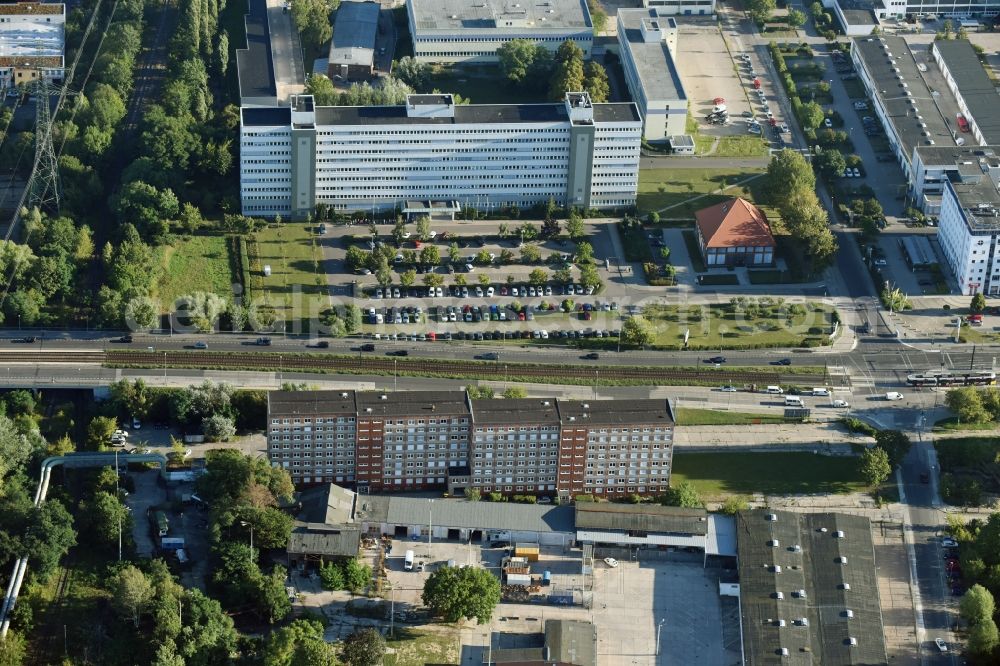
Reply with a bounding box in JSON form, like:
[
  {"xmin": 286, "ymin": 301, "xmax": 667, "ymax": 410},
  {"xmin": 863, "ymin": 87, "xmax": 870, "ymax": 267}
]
[{"xmin": 694, "ymin": 197, "xmax": 775, "ymax": 267}]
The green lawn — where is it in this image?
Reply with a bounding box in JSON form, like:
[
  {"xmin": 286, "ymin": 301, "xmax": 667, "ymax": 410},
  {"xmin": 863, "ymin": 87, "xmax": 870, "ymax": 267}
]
[
  {"xmin": 155, "ymin": 234, "xmax": 236, "ymax": 308},
  {"xmin": 384, "ymin": 628, "xmax": 460, "ymax": 666},
  {"xmin": 676, "ymin": 408, "xmax": 789, "ymax": 425},
  {"xmin": 671, "ymin": 452, "xmax": 866, "ymax": 499},
  {"xmin": 699, "ymin": 273, "xmax": 740, "ymax": 286},
  {"xmin": 641, "ymin": 301, "xmax": 836, "ymax": 349},
  {"xmin": 713, "ymin": 135, "xmax": 771, "ymax": 158},
  {"xmin": 253, "ymin": 223, "xmax": 329, "ymax": 327},
  {"xmin": 933, "ymin": 417, "xmax": 1000, "ymax": 432},
  {"xmin": 637, "ymin": 168, "xmax": 767, "ymax": 216},
  {"xmin": 420, "ymin": 64, "xmax": 542, "ymax": 104}
]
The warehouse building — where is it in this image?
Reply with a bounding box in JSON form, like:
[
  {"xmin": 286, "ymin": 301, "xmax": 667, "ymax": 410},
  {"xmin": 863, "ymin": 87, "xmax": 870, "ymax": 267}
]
[
  {"xmin": 931, "ymin": 39, "xmax": 1000, "ymax": 148},
  {"xmin": 267, "ymin": 390, "xmax": 675, "ymax": 498},
  {"xmin": 407, "ymin": 0, "xmax": 593, "ymax": 64},
  {"xmin": 574, "ymin": 503, "xmax": 736, "ymax": 562},
  {"xmin": 851, "ymin": 36, "xmax": 960, "ymax": 182},
  {"xmin": 736, "ymin": 510, "xmax": 887, "ymax": 665},
  {"xmin": 287, "ymin": 484, "xmax": 363, "ymax": 567},
  {"xmin": 0, "ymin": 2, "xmax": 65, "ymax": 90},
  {"xmin": 240, "ymin": 91, "xmax": 642, "ymax": 218},
  {"xmin": 327, "ymin": 0, "xmax": 379, "ymax": 81},
  {"xmin": 486, "ymin": 620, "xmax": 597, "ymax": 666},
  {"xmin": 355, "ymin": 493, "xmax": 576, "ymax": 545},
  {"xmin": 615, "ymin": 8, "xmax": 687, "ymax": 142}
]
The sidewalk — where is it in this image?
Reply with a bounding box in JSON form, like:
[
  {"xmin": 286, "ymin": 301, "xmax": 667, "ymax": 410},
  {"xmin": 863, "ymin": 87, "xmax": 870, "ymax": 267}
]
[{"xmin": 674, "ymin": 422, "xmax": 874, "ymax": 450}]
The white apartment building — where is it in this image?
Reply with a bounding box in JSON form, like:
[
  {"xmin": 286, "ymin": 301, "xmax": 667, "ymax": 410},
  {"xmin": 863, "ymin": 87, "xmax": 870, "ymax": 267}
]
[
  {"xmin": 407, "ymin": 0, "xmax": 593, "ymax": 63},
  {"xmin": 0, "ymin": 2, "xmax": 64, "ymax": 89},
  {"xmin": 616, "ymin": 9, "xmax": 687, "ymax": 142},
  {"xmin": 937, "ymin": 156, "xmax": 1000, "ymax": 295},
  {"xmin": 240, "ymin": 92, "xmax": 642, "ymax": 218}
]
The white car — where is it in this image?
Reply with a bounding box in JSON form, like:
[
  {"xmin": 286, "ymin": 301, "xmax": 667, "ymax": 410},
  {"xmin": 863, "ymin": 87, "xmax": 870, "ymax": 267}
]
[
  {"xmin": 475, "ymin": 286, "xmax": 484, "ymax": 297},
  {"xmin": 934, "ymin": 638, "xmax": 948, "ymax": 653},
  {"xmin": 720, "ymin": 385, "xmax": 738, "ymax": 392},
  {"xmin": 486, "ymin": 287, "xmax": 495, "ymax": 297},
  {"xmin": 541, "ymin": 330, "xmax": 549, "ymax": 339},
  {"xmin": 374, "ymin": 288, "xmax": 383, "ymax": 299},
  {"xmin": 132, "ymin": 417, "xmax": 142, "ymax": 430},
  {"xmin": 885, "ymin": 392, "xmax": 904, "ymax": 401},
  {"xmin": 832, "ymin": 399, "xmax": 850, "ymax": 408},
  {"xmin": 604, "ymin": 557, "xmax": 619, "ymax": 568},
  {"xmin": 941, "ymin": 537, "xmax": 958, "ymax": 548},
  {"xmin": 824, "ymin": 118, "xmax": 833, "ymax": 128}
]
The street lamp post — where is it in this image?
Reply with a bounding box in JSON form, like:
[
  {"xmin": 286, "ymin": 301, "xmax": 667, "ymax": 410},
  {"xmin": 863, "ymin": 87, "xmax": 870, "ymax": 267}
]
[
  {"xmin": 656, "ymin": 618, "xmax": 665, "ymax": 657},
  {"xmin": 241, "ymin": 521, "xmax": 254, "ymax": 564}
]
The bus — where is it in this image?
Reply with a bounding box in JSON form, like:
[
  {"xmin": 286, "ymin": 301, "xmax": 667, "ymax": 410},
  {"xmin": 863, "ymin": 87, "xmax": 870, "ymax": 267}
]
[
  {"xmin": 906, "ymin": 371, "xmax": 996, "ymax": 387},
  {"xmin": 957, "ymin": 114, "xmax": 971, "ymax": 133}
]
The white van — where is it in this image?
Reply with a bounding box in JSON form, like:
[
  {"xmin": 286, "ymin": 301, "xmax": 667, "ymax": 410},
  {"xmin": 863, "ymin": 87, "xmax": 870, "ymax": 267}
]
[
  {"xmin": 404, "ymin": 549, "xmax": 415, "ymax": 571},
  {"xmin": 812, "ymin": 387, "xmax": 830, "ymax": 397},
  {"xmin": 885, "ymin": 392, "xmax": 904, "ymax": 401},
  {"xmin": 765, "ymin": 386, "xmax": 784, "ymax": 395},
  {"xmin": 784, "ymin": 396, "xmax": 804, "ymax": 407}
]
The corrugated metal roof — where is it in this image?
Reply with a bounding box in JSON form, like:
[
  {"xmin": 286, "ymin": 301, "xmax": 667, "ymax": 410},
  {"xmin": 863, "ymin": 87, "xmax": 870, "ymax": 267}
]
[
  {"xmin": 287, "ymin": 525, "xmax": 361, "ymax": 557},
  {"xmin": 574, "ymin": 503, "xmax": 708, "ymax": 535}
]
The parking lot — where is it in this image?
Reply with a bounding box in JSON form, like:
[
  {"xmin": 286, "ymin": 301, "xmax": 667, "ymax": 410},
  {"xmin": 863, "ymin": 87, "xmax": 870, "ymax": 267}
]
[
  {"xmin": 675, "ymin": 21, "xmax": 752, "ymax": 138},
  {"xmin": 592, "ymin": 556, "xmax": 740, "ymax": 666}
]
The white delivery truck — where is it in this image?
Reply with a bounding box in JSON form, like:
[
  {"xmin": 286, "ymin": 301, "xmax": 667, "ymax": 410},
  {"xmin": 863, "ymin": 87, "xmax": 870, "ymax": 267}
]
[
  {"xmin": 784, "ymin": 396, "xmax": 804, "ymax": 407},
  {"xmin": 404, "ymin": 549, "xmax": 415, "ymax": 571}
]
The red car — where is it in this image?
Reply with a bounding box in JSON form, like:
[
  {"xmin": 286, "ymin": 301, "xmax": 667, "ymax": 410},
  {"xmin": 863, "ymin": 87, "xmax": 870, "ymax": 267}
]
[{"xmin": 713, "ymin": 96, "xmax": 725, "ymax": 104}]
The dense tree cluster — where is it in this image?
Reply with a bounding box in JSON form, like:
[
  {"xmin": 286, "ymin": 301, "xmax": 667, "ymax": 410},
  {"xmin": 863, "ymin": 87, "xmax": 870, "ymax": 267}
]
[
  {"xmin": 496, "ymin": 39, "xmax": 609, "ymax": 101},
  {"xmin": 764, "ymin": 150, "xmax": 837, "ymax": 275}
]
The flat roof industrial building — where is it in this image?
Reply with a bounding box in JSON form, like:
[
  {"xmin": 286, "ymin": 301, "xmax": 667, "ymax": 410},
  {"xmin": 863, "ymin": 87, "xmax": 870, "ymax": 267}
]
[
  {"xmin": 736, "ymin": 510, "xmax": 887, "ymax": 665},
  {"xmin": 931, "ymin": 39, "xmax": 1000, "ymax": 148},
  {"xmin": 327, "ymin": 0, "xmax": 379, "ymax": 81},
  {"xmin": 407, "ymin": 0, "xmax": 593, "ymax": 63},
  {"xmin": 616, "ymin": 8, "xmax": 687, "ymax": 141}
]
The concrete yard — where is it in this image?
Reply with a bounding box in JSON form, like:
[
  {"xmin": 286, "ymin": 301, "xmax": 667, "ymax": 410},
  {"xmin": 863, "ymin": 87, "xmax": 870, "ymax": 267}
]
[
  {"xmin": 674, "ymin": 20, "xmax": 751, "ymax": 139},
  {"xmin": 592, "ymin": 557, "xmax": 741, "ymax": 666}
]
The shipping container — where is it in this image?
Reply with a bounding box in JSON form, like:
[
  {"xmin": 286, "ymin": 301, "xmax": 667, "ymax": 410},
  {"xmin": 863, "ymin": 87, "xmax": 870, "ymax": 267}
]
[
  {"xmin": 160, "ymin": 536, "xmax": 185, "ymax": 551},
  {"xmin": 505, "ymin": 572, "xmax": 532, "ymax": 586},
  {"xmin": 514, "ymin": 544, "xmax": 540, "ymax": 562}
]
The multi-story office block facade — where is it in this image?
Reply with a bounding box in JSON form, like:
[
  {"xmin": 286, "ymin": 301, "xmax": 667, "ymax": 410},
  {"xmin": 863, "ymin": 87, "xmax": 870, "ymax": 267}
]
[
  {"xmin": 641, "ymin": 0, "xmax": 715, "ymax": 13},
  {"xmin": 469, "ymin": 399, "xmax": 563, "ymax": 494},
  {"xmin": 937, "ymin": 155, "xmax": 1000, "ymax": 295},
  {"xmin": 616, "ymin": 9, "xmax": 687, "ymax": 142},
  {"xmin": 240, "ymin": 92, "xmax": 641, "ymax": 218},
  {"xmin": 267, "ymin": 390, "xmax": 675, "ymax": 497},
  {"xmin": 407, "ymin": 0, "xmax": 593, "ymax": 64},
  {"xmin": 354, "ymin": 391, "xmax": 471, "ymax": 492}
]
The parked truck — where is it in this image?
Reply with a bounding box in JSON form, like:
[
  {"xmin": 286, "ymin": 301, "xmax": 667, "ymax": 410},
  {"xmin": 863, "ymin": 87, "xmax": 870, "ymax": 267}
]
[{"xmin": 153, "ymin": 511, "xmax": 169, "ymax": 537}]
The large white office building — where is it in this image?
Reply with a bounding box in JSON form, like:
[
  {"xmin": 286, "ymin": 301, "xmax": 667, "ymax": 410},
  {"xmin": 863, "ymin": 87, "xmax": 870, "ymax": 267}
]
[
  {"xmin": 240, "ymin": 92, "xmax": 642, "ymax": 218},
  {"xmin": 407, "ymin": 0, "xmax": 593, "ymax": 63},
  {"xmin": 616, "ymin": 9, "xmax": 687, "ymax": 142},
  {"xmin": 0, "ymin": 2, "xmax": 64, "ymax": 90},
  {"xmin": 937, "ymin": 154, "xmax": 1000, "ymax": 295}
]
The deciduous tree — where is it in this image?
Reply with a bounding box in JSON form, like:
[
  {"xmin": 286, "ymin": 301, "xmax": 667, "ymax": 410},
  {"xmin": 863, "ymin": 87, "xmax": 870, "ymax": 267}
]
[
  {"xmin": 422, "ymin": 566, "xmax": 501, "ymax": 623},
  {"xmin": 859, "ymin": 446, "xmax": 892, "ymax": 487}
]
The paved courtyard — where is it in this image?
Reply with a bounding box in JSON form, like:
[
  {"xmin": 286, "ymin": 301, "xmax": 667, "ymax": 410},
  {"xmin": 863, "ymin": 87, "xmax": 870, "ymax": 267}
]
[
  {"xmin": 592, "ymin": 557, "xmax": 740, "ymax": 666},
  {"xmin": 675, "ymin": 21, "xmax": 752, "ymax": 140}
]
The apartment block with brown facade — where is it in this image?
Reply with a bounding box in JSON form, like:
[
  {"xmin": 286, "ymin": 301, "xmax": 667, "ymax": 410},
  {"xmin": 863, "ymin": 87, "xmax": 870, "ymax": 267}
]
[{"xmin": 266, "ymin": 390, "xmax": 674, "ymax": 498}]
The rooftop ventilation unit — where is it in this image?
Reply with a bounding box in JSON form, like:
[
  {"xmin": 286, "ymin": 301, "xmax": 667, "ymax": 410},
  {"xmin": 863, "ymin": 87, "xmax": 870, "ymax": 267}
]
[
  {"xmin": 797, "ymin": 618, "xmax": 810, "ymax": 626},
  {"xmin": 834, "ymin": 531, "xmax": 845, "ymax": 538},
  {"xmin": 380, "ymin": 394, "xmax": 388, "ymax": 400},
  {"xmin": 836, "ymin": 556, "xmax": 848, "ymax": 564},
  {"xmin": 774, "ymin": 591, "xmax": 784, "ymax": 599},
  {"xmin": 776, "ymin": 619, "xmax": 786, "ymax": 627},
  {"xmin": 819, "ymin": 527, "xmax": 828, "ymax": 533},
  {"xmin": 840, "ymin": 583, "xmax": 851, "ymax": 590},
  {"xmin": 847, "ymin": 637, "xmax": 858, "ymax": 646},
  {"xmin": 779, "ymin": 648, "xmax": 789, "ymax": 656},
  {"xmin": 341, "ymin": 392, "xmax": 348, "ymax": 398},
  {"xmin": 793, "ymin": 589, "xmax": 807, "ymax": 598},
  {"xmin": 790, "ymin": 544, "xmax": 801, "ymax": 552},
  {"xmin": 768, "ymin": 539, "xmax": 780, "ymax": 547},
  {"xmin": 767, "ymin": 513, "xmax": 778, "ymax": 522},
  {"xmin": 844, "ymin": 609, "xmax": 854, "ymax": 618},
  {"xmin": 772, "ymin": 565, "xmax": 782, "ymax": 573}
]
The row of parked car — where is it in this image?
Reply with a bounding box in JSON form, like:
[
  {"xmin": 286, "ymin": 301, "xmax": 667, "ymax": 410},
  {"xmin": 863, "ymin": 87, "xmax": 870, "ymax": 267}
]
[
  {"xmin": 371, "ymin": 283, "xmax": 597, "ymax": 300},
  {"xmin": 367, "ymin": 300, "xmax": 620, "ymax": 325},
  {"xmin": 368, "ymin": 328, "xmax": 621, "ymax": 344}
]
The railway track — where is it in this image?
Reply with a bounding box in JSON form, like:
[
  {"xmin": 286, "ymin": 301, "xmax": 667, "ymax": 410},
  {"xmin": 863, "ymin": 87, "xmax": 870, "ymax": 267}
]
[
  {"xmin": 32, "ymin": 563, "xmax": 73, "ymax": 666},
  {"xmin": 0, "ymin": 349, "xmax": 837, "ymax": 385}
]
